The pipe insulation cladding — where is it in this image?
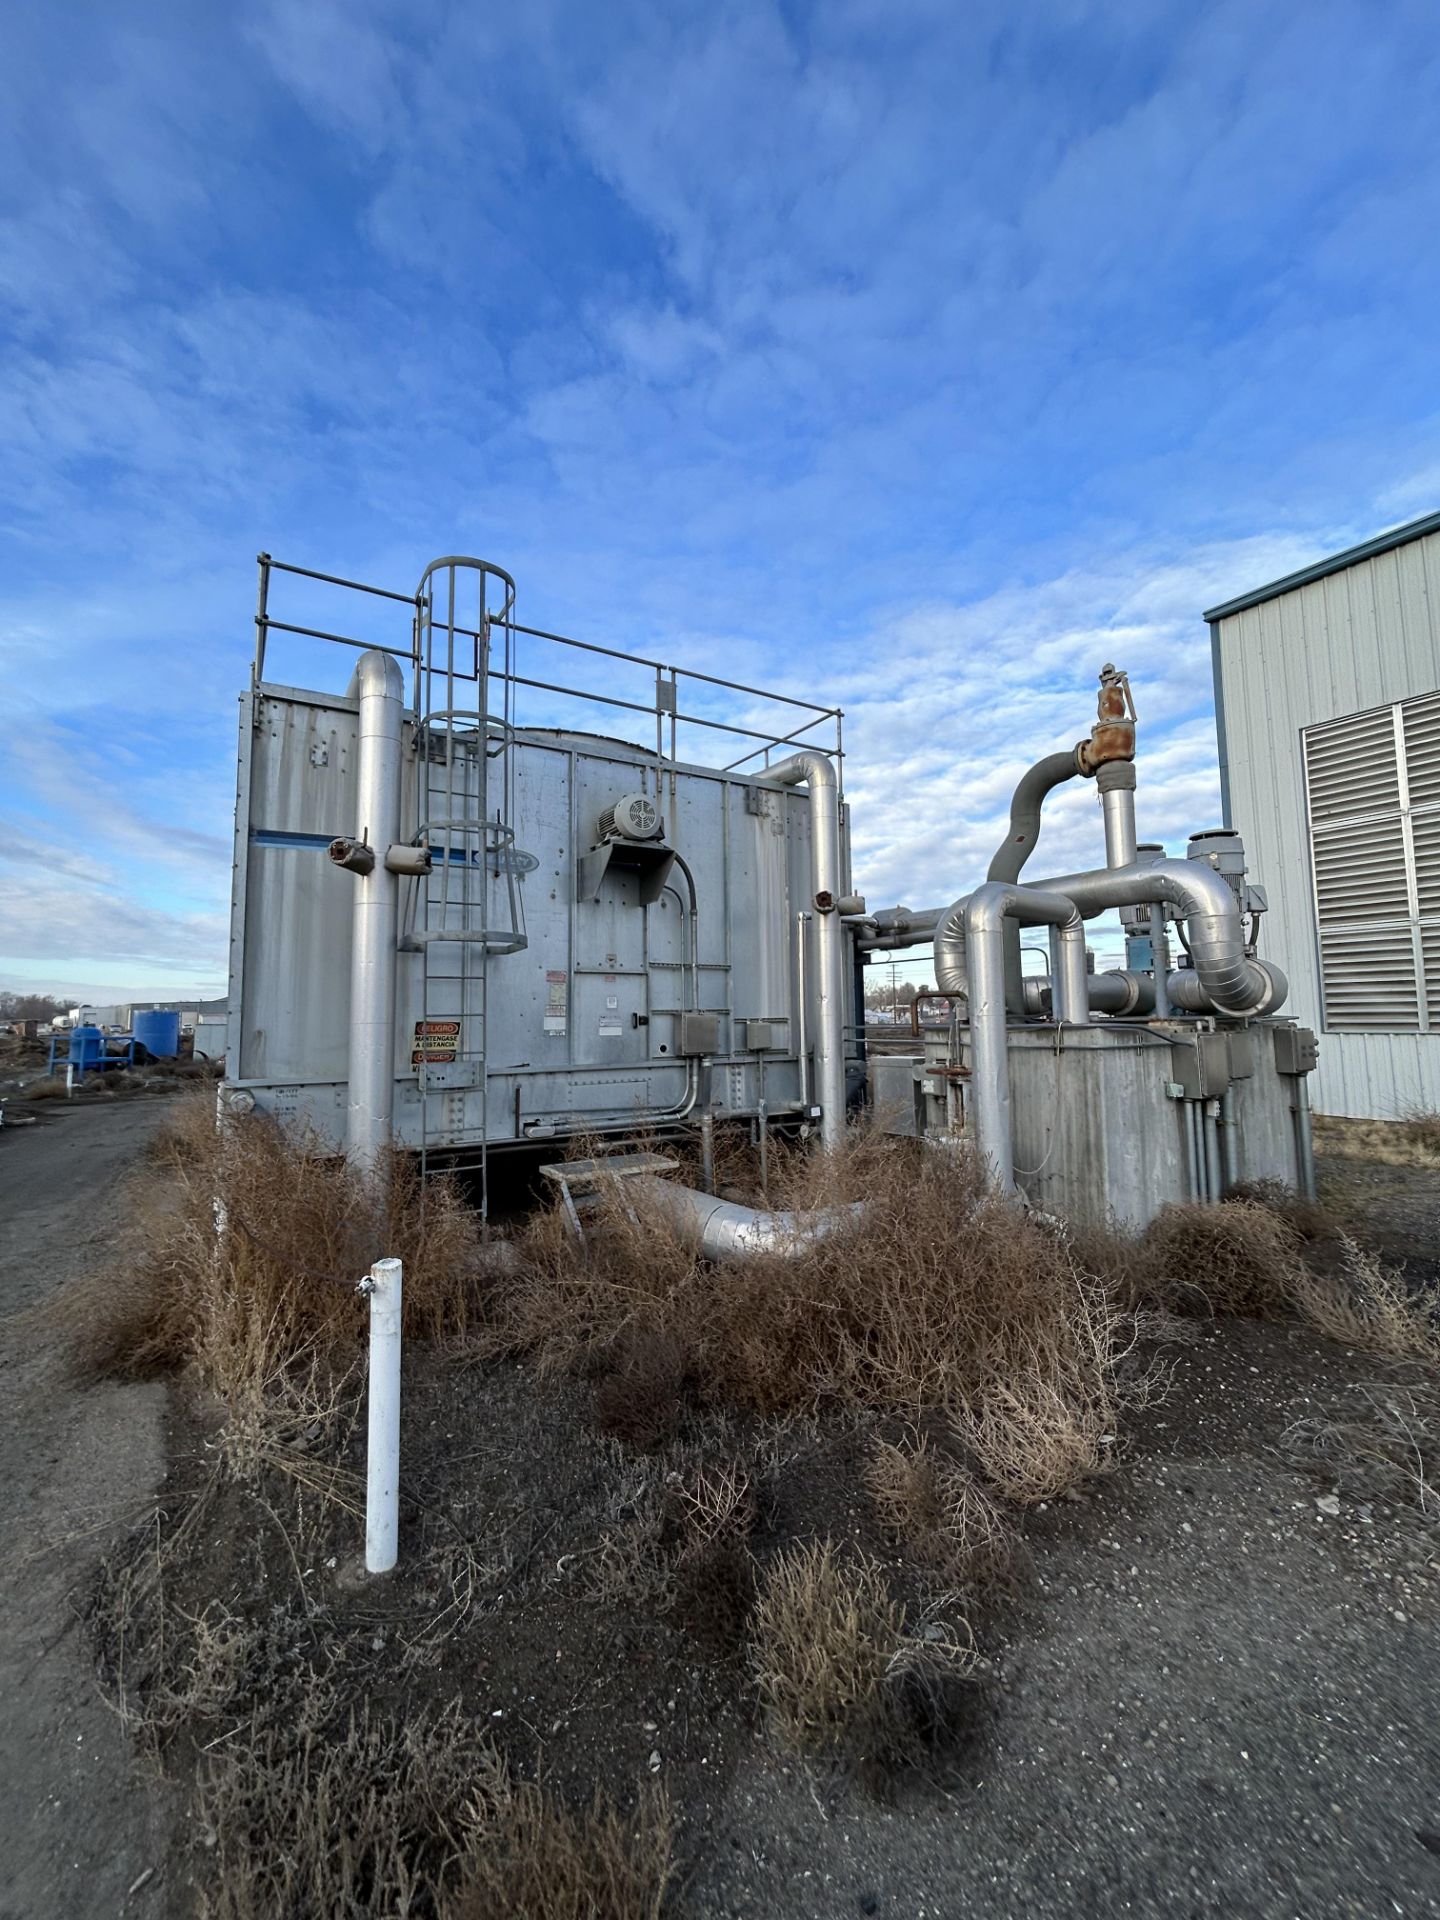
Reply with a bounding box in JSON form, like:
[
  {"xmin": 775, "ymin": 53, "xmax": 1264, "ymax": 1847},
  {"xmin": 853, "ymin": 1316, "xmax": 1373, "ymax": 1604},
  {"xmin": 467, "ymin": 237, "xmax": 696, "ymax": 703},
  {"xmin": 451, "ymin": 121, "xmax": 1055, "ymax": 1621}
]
[
  {"xmin": 764, "ymin": 751, "xmax": 846, "ymax": 1149},
  {"xmin": 635, "ymin": 1176, "xmax": 864, "ymax": 1261},
  {"xmin": 952, "ymin": 882, "xmax": 1088, "ymax": 1193},
  {"xmin": 345, "ymin": 651, "xmax": 405, "ymax": 1175}
]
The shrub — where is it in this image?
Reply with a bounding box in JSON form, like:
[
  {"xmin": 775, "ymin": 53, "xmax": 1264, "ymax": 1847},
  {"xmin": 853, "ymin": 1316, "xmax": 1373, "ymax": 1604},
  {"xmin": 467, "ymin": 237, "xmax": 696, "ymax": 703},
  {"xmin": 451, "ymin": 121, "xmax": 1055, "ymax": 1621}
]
[
  {"xmin": 446, "ymin": 1780, "xmax": 675, "ymax": 1920},
  {"xmin": 749, "ymin": 1538, "xmax": 974, "ymax": 1762},
  {"xmin": 864, "ymin": 1435, "xmax": 1010, "ymax": 1582},
  {"xmin": 52, "ymin": 1091, "xmax": 484, "ymax": 1400},
  {"xmin": 488, "ymin": 1132, "xmax": 1133, "ymax": 1504},
  {"xmin": 1292, "ymin": 1239, "xmax": 1439, "ymax": 1360},
  {"xmin": 1140, "ymin": 1200, "xmax": 1307, "ymax": 1317}
]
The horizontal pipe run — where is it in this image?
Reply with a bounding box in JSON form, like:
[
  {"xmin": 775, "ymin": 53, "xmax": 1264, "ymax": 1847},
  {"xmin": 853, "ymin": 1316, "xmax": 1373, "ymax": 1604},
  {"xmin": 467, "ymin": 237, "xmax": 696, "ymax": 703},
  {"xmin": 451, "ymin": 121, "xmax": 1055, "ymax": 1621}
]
[{"xmin": 636, "ymin": 1178, "xmax": 863, "ymax": 1261}]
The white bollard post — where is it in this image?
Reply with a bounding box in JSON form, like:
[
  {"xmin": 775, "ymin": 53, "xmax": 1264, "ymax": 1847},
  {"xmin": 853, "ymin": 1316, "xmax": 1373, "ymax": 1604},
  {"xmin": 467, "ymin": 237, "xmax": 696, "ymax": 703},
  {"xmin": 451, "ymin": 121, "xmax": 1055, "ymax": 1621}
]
[{"xmin": 361, "ymin": 1257, "xmax": 402, "ymax": 1574}]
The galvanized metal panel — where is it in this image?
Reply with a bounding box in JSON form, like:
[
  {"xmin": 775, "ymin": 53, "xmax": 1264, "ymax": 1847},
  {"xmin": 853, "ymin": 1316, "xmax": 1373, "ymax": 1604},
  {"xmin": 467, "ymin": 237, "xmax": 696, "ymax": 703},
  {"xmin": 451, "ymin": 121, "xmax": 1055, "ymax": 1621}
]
[
  {"xmin": 230, "ymin": 690, "xmax": 855, "ymax": 1150},
  {"xmin": 1214, "ymin": 525, "xmax": 1440, "ymax": 1116}
]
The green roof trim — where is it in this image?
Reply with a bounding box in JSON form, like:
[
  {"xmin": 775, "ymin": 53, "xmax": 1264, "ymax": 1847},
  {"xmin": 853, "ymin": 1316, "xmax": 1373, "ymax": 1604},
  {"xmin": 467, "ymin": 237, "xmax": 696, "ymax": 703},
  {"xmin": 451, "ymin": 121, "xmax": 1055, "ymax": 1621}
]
[{"xmin": 1202, "ymin": 507, "xmax": 1440, "ymax": 623}]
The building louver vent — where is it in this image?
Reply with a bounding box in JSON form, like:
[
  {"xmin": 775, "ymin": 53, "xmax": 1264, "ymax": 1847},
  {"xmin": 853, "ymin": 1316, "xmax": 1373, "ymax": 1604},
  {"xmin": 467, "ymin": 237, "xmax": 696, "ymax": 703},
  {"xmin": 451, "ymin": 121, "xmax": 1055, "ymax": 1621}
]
[{"xmin": 1304, "ymin": 693, "xmax": 1440, "ymax": 1033}]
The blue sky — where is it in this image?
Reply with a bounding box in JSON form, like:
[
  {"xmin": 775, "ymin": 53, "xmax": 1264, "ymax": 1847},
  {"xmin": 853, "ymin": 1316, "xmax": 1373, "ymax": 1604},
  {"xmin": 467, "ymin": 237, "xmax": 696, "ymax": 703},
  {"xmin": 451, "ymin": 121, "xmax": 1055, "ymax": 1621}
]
[{"xmin": 3, "ymin": 0, "xmax": 1439, "ymax": 999}]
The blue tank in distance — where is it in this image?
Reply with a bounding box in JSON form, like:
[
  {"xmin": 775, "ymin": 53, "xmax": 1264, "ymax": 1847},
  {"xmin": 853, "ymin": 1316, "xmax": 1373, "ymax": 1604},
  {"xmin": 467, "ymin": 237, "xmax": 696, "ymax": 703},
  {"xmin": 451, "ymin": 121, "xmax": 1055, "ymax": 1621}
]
[{"xmin": 133, "ymin": 1009, "xmax": 181, "ymax": 1060}]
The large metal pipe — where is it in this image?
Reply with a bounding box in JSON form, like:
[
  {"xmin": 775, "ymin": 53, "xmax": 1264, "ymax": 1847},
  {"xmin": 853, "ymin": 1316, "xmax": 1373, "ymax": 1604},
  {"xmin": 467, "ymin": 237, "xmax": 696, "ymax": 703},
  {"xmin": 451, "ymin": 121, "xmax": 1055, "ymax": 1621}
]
[
  {"xmin": 1020, "ymin": 969, "xmax": 1156, "ymax": 1017},
  {"xmin": 345, "ymin": 651, "xmax": 405, "ymax": 1174},
  {"xmin": 766, "ymin": 752, "xmax": 845, "ymax": 1148},
  {"xmin": 999, "ymin": 857, "xmax": 1279, "ymax": 1018},
  {"xmin": 987, "ymin": 749, "xmax": 1083, "ymax": 1015},
  {"xmin": 1098, "ymin": 762, "xmax": 1138, "ymax": 869},
  {"xmin": 1165, "ymin": 960, "xmax": 1288, "ymax": 1017},
  {"xmin": 636, "ymin": 1177, "xmax": 863, "ymax": 1262},
  {"xmin": 954, "ymin": 882, "xmax": 1087, "ymax": 1193}
]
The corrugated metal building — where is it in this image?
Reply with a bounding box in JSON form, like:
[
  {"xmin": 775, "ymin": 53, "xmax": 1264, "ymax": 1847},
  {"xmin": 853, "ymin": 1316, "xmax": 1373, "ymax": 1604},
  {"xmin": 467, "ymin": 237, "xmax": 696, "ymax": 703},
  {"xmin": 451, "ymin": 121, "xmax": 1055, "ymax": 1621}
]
[{"xmin": 1207, "ymin": 509, "xmax": 1440, "ymax": 1119}]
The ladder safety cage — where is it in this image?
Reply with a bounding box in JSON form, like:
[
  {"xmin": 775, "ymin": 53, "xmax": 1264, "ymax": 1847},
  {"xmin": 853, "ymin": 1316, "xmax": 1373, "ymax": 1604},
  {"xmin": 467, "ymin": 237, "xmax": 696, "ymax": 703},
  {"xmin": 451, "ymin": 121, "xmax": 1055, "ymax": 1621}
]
[{"xmin": 248, "ymin": 554, "xmax": 847, "ymax": 1194}]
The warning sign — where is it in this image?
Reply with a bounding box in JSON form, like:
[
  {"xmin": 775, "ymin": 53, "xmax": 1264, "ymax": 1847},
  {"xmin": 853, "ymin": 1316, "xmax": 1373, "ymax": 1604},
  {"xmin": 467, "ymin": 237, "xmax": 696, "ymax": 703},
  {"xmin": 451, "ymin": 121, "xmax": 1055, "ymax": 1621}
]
[
  {"xmin": 543, "ymin": 969, "xmax": 568, "ymax": 1035},
  {"xmin": 412, "ymin": 1019, "xmax": 461, "ymax": 1066}
]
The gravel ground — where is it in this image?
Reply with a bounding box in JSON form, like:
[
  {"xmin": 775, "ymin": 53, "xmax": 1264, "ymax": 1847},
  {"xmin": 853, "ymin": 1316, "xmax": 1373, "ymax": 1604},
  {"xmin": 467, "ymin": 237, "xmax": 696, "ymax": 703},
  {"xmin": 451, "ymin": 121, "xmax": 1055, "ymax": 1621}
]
[
  {"xmin": 3, "ymin": 1106, "xmax": 1438, "ymax": 1919},
  {"xmin": 689, "ymin": 1318, "xmax": 1440, "ymax": 1919},
  {"xmin": 0, "ymin": 1103, "xmax": 176, "ymax": 1920}
]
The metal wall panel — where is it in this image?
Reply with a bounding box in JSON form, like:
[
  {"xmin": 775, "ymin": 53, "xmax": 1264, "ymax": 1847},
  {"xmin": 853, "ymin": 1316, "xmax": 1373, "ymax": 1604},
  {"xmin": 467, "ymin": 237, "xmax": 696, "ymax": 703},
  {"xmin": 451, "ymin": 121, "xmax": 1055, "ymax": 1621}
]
[
  {"xmin": 1214, "ymin": 528, "xmax": 1440, "ymax": 1117},
  {"xmin": 229, "ymin": 687, "xmax": 853, "ymax": 1150}
]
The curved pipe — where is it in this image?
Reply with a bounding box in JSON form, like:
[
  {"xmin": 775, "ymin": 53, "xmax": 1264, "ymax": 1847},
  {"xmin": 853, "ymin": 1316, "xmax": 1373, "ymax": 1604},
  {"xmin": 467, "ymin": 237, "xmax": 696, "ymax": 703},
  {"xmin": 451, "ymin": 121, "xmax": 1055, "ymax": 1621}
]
[
  {"xmin": 1165, "ymin": 959, "xmax": 1288, "ymax": 1017},
  {"xmin": 960, "ymin": 883, "xmax": 1088, "ymax": 1194},
  {"xmin": 987, "ymin": 750, "xmax": 1083, "ymax": 1015},
  {"xmin": 344, "ymin": 651, "xmax": 405, "ymax": 1174},
  {"xmin": 763, "ymin": 752, "xmax": 845, "ymax": 1148},
  {"xmin": 636, "ymin": 1177, "xmax": 863, "ymax": 1262},
  {"xmin": 1026, "ymin": 858, "xmax": 1276, "ymax": 1016},
  {"xmin": 987, "ymin": 750, "xmax": 1083, "ymax": 883}
]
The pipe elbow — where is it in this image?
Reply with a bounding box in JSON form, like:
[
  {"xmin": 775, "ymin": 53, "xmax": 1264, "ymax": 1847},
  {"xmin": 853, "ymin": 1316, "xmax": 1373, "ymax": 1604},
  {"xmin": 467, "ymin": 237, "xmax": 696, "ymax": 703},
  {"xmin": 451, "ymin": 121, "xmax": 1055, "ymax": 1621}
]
[
  {"xmin": 348, "ymin": 650, "xmax": 406, "ymax": 704},
  {"xmin": 933, "ymin": 894, "xmax": 970, "ymax": 995},
  {"xmin": 766, "ymin": 749, "xmax": 837, "ymax": 793}
]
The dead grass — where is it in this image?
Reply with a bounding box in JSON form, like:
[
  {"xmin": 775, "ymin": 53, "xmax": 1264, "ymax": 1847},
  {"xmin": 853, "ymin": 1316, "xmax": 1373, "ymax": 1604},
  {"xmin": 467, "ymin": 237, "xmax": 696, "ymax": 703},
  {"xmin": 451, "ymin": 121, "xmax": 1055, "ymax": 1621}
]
[
  {"xmin": 1292, "ymin": 1239, "xmax": 1440, "ymax": 1361},
  {"xmin": 1284, "ymin": 1377, "xmax": 1440, "ymax": 1525},
  {"xmin": 1140, "ymin": 1200, "xmax": 1308, "ymax": 1317},
  {"xmin": 52, "ymin": 1090, "xmax": 484, "ymax": 1407},
  {"xmin": 1314, "ymin": 1110, "xmax": 1440, "ymax": 1168},
  {"xmin": 446, "ymin": 1781, "xmax": 675, "ymax": 1920},
  {"xmin": 864, "ymin": 1434, "xmax": 1011, "ymax": 1582},
  {"xmin": 749, "ymin": 1537, "xmax": 975, "ymax": 1762},
  {"xmin": 1224, "ymin": 1178, "xmax": 1340, "ymax": 1244},
  {"xmin": 487, "ymin": 1131, "xmax": 1134, "ymax": 1505}
]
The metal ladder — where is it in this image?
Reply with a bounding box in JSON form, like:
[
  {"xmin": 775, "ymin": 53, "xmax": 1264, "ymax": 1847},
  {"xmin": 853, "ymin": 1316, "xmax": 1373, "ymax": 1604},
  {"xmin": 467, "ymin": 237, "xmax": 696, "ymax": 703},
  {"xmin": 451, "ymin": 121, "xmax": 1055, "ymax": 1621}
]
[{"xmin": 405, "ymin": 559, "xmax": 528, "ymax": 1206}]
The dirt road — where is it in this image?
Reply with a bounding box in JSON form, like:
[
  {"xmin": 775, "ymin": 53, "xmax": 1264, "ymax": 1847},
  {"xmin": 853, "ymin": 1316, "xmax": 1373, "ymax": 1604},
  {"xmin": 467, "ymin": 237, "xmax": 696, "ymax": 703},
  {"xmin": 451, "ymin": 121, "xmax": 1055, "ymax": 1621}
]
[{"xmin": 0, "ymin": 1103, "xmax": 174, "ymax": 1920}]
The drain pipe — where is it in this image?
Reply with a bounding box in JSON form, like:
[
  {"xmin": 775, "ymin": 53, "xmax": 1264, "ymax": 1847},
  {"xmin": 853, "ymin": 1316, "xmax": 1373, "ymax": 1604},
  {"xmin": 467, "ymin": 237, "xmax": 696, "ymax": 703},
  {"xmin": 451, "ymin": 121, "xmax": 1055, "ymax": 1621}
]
[
  {"xmin": 333, "ymin": 651, "xmax": 405, "ymax": 1175},
  {"xmin": 358, "ymin": 1256, "xmax": 402, "ymax": 1574},
  {"xmin": 636, "ymin": 1178, "xmax": 863, "ymax": 1261},
  {"xmin": 766, "ymin": 752, "xmax": 845, "ymax": 1149},
  {"xmin": 950, "ymin": 882, "xmax": 1088, "ymax": 1193}
]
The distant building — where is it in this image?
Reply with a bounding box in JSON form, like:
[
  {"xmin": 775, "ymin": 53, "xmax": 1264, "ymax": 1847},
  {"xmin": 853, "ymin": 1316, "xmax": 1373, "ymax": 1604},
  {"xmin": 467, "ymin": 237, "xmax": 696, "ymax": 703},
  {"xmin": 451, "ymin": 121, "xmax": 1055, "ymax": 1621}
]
[{"xmin": 1207, "ymin": 509, "xmax": 1440, "ymax": 1119}]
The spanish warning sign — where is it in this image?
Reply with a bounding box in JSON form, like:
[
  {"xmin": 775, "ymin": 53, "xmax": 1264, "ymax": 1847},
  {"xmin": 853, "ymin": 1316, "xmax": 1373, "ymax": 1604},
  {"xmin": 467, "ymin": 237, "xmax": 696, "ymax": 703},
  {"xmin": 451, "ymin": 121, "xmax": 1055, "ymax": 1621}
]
[{"xmin": 411, "ymin": 1019, "xmax": 461, "ymax": 1066}]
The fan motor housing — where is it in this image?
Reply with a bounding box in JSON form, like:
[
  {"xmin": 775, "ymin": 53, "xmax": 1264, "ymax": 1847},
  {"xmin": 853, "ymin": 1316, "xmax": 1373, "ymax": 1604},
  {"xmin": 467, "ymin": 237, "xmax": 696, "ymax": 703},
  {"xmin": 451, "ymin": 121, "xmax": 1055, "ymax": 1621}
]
[{"xmin": 598, "ymin": 792, "xmax": 663, "ymax": 842}]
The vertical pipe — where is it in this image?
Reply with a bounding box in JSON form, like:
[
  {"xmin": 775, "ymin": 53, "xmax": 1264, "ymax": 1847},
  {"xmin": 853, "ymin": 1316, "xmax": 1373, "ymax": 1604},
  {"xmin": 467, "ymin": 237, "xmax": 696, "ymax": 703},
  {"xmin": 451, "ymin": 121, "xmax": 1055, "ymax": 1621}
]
[
  {"xmin": 1099, "ymin": 768, "xmax": 1138, "ymax": 870},
  {"xmin": 967, "ymin": 909, "xmax": 1012, "ymax": 1189},
  {"xmin": 1219, "ymin": 1089, "xmax": 1240, "ymax": 1191},
  {"xmin": 347, "ymin": 652, "xmax": 405, "ymax": 1175},
  {"xmin": 1151, "ymin": 920, "xmax": 1171, "ymax": 1019},
  {"xmin": 768, "ymin": 750, "xmax": 842, "ymax": 1145},
  {"xmin": 795, "ymin": 911, "xmax": 811, "ymax": 1109},
  {"xmin": 1294, "ymin": 1073, "xmax": 1317, "ymax": 1201},
  {"xmin": 1184, "ymin": 1100, "xmax": 1201, "ymax": 1202},
  {"xmin": 1054, "ymin": 922, "xmax": 1090, "ymax": 1028},
  {"xmin": 364, "ymin": 1256, "xmax": 402, "ymax": 1575},
  {"xmin": 1203, "ymin": 1100, "xmax": 1223, "ymax": 1204},
  {"xmin": 758, "ymin": 1056, "xmax": 769, "ymax": 1197}
]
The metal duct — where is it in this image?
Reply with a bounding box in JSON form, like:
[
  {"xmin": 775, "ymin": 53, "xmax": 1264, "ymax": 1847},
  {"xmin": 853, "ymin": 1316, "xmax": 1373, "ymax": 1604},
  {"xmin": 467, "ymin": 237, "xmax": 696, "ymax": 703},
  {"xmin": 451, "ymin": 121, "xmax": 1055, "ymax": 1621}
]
[
  {"xmin": 955, "ymin": 882, "xmax": 1088, "ymax": 1193},
  {"xmin": 343, "ymin": 651, "xmax": 405, "ymax": 1174},
  {"xmin": 764, "ymin": 751, "xmax": 846, "ymax": 1149},
  {"xmin": 636, "ymin": 1177, "xmax": 863, "ymax": 1262}
]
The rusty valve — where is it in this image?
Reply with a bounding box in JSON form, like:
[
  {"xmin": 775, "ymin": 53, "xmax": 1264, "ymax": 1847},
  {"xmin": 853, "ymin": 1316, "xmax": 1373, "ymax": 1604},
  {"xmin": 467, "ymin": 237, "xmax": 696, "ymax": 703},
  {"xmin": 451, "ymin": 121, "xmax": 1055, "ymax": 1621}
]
[{"xmin": 1076, "ymin": 661, "xmax": 1136, "ymax": 774}]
